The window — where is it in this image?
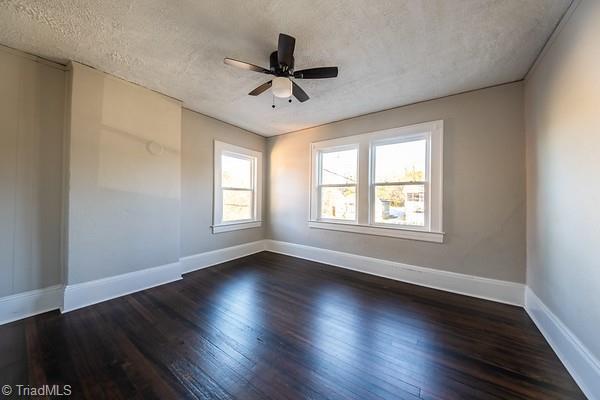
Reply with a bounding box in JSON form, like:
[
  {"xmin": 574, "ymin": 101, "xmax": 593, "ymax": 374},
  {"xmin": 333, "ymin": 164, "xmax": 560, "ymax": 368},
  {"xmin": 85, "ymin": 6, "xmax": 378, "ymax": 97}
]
[
  {"xmin": 372, "ymin": 137, "xmax": 428, "ymax": 227},
  {"xmin": 309, "ymin": 120, "xmax": 443, "ymax": 243},
  {"xmin": 317, "ymin": 147, "xmax": 358, "ymax": 222},
  {"xmin": 213, "ymin": 141, "xmax": 262, "ymax": 233}
]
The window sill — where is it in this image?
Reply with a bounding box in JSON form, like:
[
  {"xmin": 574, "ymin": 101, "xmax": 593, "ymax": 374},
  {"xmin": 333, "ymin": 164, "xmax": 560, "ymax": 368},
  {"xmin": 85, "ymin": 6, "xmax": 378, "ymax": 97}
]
[
  {"xmin": 307, "ymin": 221, "xmax": 444, "ymax": 243},
  {"xmin": 212, "ymin": 221, "xmax": 262, "ymax": 234}
]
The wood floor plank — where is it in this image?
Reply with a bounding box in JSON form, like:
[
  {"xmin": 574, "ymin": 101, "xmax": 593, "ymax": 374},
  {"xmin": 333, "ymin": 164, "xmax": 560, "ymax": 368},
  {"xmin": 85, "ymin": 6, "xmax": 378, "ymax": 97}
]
[{"xmin": 0, "ymin": 251, "xmax": 586, "ymax": 399}]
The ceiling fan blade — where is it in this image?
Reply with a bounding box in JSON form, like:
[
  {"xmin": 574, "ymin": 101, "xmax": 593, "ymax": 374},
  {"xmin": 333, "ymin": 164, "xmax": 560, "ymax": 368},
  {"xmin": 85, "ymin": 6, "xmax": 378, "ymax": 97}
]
[
  {"xmin": 292, "ymin": 81, "xmax": 309, "ymax": 102},
  {"xmin": 224, "ymin": 58, "xmax": 270, "ymax": 74},
  {"xmin": 277, "ymin": 33, "xmax": 296, "ymax": 68},
  {"xmin": 294, "ymin": 67, "xmax": 338, "ymax": 79},
  {"xmin": 248, "ymin": 81, "xmax": 272, "ymax": 96}
]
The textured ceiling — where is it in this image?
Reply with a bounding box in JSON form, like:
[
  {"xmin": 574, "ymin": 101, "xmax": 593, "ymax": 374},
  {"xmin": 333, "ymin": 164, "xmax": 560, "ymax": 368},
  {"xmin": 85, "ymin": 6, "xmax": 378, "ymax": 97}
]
[{"xmin": 0, "ymin": 0, "xmax": 570, "ymax": 136}]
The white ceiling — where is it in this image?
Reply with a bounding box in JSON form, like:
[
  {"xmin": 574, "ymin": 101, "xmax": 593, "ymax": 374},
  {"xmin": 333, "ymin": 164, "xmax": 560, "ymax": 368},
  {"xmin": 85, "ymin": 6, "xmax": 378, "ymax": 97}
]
[{"xmin": 0, "ymin": 0, "xmax": 570, "ymax": 136}]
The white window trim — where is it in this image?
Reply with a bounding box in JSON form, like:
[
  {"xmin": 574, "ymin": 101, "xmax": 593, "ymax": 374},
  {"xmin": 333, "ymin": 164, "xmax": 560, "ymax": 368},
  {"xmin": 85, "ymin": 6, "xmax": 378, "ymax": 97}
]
[
  {"xmin": 309, "ymin": 120, "xmax": 444, "ymax": 243},
  {"xmin": 307, "ymin": 221, "xmax": 444, "ymax": 243},
  {"xmin": 213, "ymin": 141, "xmax": 262, "ymax": 234}
]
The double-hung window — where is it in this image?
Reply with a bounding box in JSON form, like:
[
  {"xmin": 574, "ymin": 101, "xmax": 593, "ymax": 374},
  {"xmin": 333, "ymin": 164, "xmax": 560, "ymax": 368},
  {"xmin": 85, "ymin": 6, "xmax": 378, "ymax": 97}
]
[
  {"xmin": 371, "ymin": 135, "xmax": 428, "ymax": 227},
  {"xmin": 316, "ymin": 146, "xmax": 358, "ymax": 222},
  {"xmin": 309, "ymin": 120, "xmax": 443, "ymax": 243},
  {"xmin": 213, "ymin": 141, "xmax": 262, "ymax": 233}
]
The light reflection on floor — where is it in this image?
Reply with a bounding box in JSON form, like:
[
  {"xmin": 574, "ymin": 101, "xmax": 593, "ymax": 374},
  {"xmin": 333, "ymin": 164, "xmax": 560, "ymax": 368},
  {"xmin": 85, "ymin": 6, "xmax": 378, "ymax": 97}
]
[
  {"xmin": 196, "ymin": 268, "xmax": 433, "ymax": 396},
  {"xmin": 308, "ymin": 285, "xmax": 433, "ymax": 396}
]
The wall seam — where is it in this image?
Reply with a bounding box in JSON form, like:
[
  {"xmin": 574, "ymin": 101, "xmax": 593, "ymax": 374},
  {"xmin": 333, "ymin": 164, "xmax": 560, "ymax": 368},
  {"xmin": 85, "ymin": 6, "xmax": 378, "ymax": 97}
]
[
  {"xmin": 524, "ymin": 0, "xmax": 582, "ymax": 81},
  {"xmin": 10, "ymin": 58, "xmax": 24, "ymax": 295}
]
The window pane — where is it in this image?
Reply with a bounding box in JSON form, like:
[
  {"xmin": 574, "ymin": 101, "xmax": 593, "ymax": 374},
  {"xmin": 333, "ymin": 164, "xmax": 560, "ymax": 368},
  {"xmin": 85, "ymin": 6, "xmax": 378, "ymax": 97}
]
[
  {"xmin": 223, "ymin": 189, "xmax": 252, "ymax": 221},
  {"xmin": 374, "ymin": 139, "xmax": 426, "ymax": 183},
  {"xmin": 374, "ymin": 184, "xmax": 425, "ymax": 226},
  {"xmin": 320, "ymin": 186, "xmax": 356, "ymax": 220},
  {"xmin": 222, "ymin": 154, "xmax": 252, "ymax": 189},
  {"xmin": 321, "ymin": 149, "xmax": 357, "ymax": 185}
]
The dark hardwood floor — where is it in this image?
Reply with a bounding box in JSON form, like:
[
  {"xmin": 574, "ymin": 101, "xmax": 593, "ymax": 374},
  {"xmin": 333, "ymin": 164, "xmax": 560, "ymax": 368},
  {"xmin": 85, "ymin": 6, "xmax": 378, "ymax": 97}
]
[{"xmin": 0, "ymin": 251, "xmax": 585, "ymax": 399}]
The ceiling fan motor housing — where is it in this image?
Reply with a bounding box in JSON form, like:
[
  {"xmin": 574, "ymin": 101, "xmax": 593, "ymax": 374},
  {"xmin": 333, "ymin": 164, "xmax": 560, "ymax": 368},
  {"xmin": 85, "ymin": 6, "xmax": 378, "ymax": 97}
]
[{"xmin": 270, "ymin": 51, "xmax": 294, "ymax": 75}]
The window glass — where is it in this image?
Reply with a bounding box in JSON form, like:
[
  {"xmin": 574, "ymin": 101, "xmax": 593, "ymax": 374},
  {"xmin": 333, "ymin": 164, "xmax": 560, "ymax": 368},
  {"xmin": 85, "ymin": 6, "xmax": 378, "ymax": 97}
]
[
  {"xmin": 321, "ymin": 149, "xmax": 358, "ymax": 185},
  {"xmin": 222, "ymin": 189, "xmax": 252, "ymax": 221},
  {"xmin": 320, "ymin": 186, "xmax": 356, "ymax": 220},
  {"xmin": 374, "ymin": 184, "xmax": 425, "ymax": 226},
  {"xmin": 222, "ymin": 154, "xmax": 252, "ymax": 188},
  {"xmin": 374, "ymin": 139, "xmax": 426, "ymax": 183}
]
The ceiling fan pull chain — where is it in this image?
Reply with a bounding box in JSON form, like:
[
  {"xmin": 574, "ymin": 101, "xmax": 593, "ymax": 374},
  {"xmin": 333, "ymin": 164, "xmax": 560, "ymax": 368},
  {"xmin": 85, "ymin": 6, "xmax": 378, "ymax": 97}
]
[{"xmin": 272, "ymin": 94, "xmax": 276, "ymax": 109}]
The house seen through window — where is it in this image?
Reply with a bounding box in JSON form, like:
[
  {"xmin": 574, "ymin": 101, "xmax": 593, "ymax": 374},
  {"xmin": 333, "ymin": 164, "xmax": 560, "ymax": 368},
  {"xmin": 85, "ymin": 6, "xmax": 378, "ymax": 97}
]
[{"xmin": 372, "ymin": 139, "xmax": 427, "ymax": 227}]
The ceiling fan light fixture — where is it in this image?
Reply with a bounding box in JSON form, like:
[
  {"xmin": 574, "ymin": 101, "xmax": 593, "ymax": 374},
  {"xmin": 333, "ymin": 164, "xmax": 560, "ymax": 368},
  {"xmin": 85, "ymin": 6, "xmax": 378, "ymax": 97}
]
[{"xmin": 272, "ymin": 77, "xmax": 292, "ymax": 98}]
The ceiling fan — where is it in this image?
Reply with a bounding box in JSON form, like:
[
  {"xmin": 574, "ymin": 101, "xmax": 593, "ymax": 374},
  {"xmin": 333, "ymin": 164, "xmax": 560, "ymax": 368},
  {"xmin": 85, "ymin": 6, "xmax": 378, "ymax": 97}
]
[{"xmin": 224, "ymin": 33, "xmax": 338, "ymax": 105}]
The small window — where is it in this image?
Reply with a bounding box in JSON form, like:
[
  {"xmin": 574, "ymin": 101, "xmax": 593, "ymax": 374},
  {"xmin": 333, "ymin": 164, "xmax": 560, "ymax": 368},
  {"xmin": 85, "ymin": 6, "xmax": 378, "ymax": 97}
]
[
  {"xmin": 213, "ymin": 141, "xmax": 262, "ymax": 233},
  {"xmin": 309, "ymin": 120, "xmax": 443, "ymax": 243},
  {"xmin": 317, "ymin": 147, "xmax": 358, "ymax": 222}
]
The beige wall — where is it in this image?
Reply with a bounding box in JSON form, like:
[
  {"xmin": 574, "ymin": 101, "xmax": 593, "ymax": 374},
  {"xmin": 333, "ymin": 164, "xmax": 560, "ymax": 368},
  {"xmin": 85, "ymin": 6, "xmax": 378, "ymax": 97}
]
[
  {"xmin": 66, "ymin": 62, "xmax": 182, "ymax": 284},
  {"xmin": 525, "ymin": 0, "xmax": 600, "ymax": 360},
  {"xmin": 0, "ymin": 48, "xmax": 526, "ymax": 297},
  {"xmin": 0, "ymin": 47, "xmax": 65, "ymax": 296},
  {"xmin": 0, "ymin": 37, "xmax": 537, "ymax": 313},
  {"xmin": 267, "ymin": 82, "xmax": 526, "ymax": 282},
  {"xmin": 0, "ymin": 54, "xmax": 267, "ymax": 292},
  {"xmin": 181, "ymin": 109, "xmax": 266, "ymax": 257}
]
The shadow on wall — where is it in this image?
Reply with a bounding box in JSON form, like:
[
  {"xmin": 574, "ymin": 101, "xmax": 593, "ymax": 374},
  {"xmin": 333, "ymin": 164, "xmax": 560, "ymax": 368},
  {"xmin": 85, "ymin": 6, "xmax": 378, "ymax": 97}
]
[
  {"xmin": 97, "ymin": 77, "xmax": 181, "ymax": 198},
  {"xmin": 67, "ymin": 64, "xmax": 183, "ymax": 284}
]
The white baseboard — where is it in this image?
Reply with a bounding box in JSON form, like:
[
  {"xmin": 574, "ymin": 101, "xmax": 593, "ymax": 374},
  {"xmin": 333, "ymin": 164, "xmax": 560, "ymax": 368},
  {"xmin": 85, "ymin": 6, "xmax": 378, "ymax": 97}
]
[
  {"xmin": 63, "ymin": 241, "xmax": 267, "ymax": 312},
  {"xmin": 179, "ymin": 240, "xmax": 266, "ymax": 274},
  {"xmin": 2, "ymin": 241, "xmax": 268, "ymax": 322},
  {"xmin": 62, "ymin": 261, "xmax": 182, "ymax": 312},
  {"xmin": 0, "ymin": 240, "xmax": 527, "ymax": 324},
  {"xmin": 0, "ymin": 285, "xmax": 63, "ymax": 325},
  {"xmin": 1, "ymin": 240, "xmax": 595, "ymax": 398},
  {"xmin": 265, "ymin": 240, "xmax": 525, "ymax": 306},
  {"xmin": 0, "ymin": 239, "xmax": 523, "ymax": 322},
  {"xmin": 525, "ymin": 288, "xmax": 600, "ymax": 400}
]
